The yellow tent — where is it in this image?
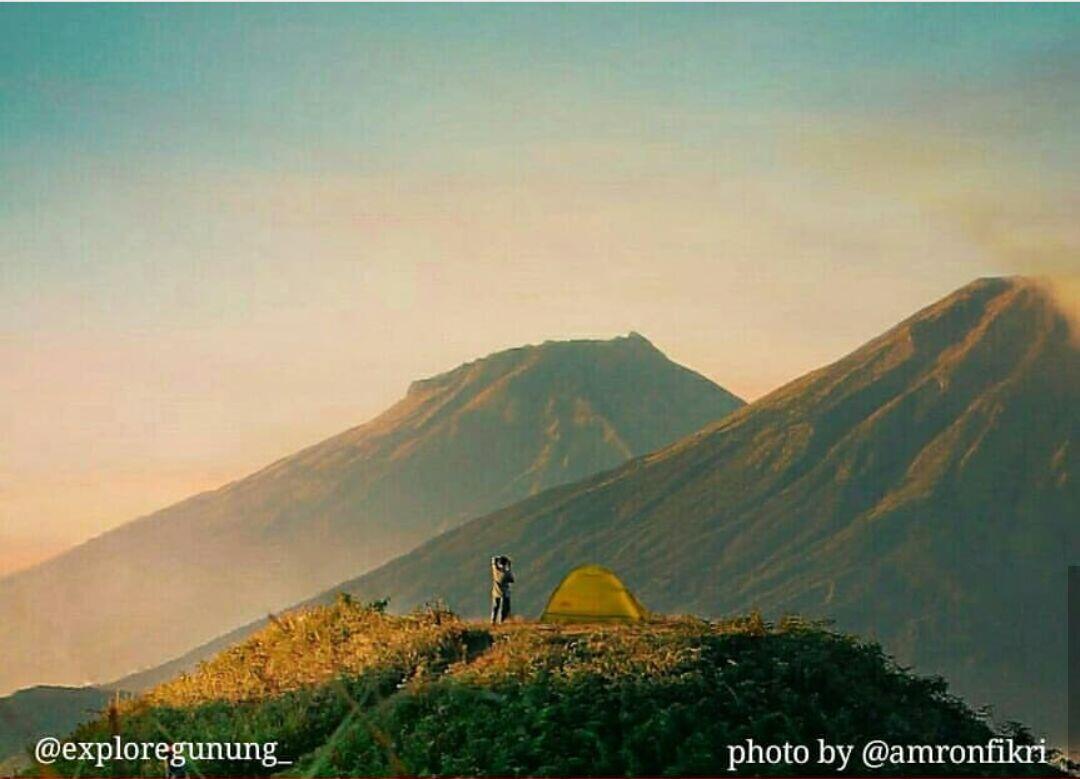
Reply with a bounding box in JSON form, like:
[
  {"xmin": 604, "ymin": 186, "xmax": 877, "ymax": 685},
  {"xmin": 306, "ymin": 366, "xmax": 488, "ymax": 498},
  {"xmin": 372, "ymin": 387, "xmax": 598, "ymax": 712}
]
[{"xmin": 539, "ymin": 564, "xmax": 648, "ymax": 623}]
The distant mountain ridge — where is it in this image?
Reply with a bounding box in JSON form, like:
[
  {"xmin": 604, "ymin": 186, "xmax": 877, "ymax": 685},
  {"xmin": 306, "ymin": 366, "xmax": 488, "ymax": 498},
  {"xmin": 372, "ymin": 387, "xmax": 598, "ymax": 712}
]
[
  {"xmin": 0, "ymin": 333, "xmax": 742, "ymax": 695},
  {"xmin": 0, "ymin": 685, "xmax": 114, "ymax": 775},
  {"xmin": 315, "ymin": 277, "xmax": 1077, "ymax": 741}
]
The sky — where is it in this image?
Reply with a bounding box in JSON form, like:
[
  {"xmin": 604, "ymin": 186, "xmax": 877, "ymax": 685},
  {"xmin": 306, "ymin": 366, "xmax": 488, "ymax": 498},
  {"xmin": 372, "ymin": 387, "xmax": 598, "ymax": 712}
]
[{"xmin": 2, "ymin": 4, "xmax": 1078, "ymax": 576}]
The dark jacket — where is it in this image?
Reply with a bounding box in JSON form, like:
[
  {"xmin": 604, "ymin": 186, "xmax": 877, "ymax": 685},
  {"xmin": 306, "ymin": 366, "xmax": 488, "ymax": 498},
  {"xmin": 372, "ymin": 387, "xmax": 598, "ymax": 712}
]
[{"xmin": 491, "ymin": 566, "xmax": 514, "ymax": 599}]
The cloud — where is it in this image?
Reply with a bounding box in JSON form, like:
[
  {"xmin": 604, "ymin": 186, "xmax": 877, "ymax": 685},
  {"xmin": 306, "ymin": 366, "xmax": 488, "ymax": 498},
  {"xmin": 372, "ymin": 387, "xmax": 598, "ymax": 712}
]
[{"xmin": 794, "ymin": 120, "xmax": 1079, "ymax": 337}]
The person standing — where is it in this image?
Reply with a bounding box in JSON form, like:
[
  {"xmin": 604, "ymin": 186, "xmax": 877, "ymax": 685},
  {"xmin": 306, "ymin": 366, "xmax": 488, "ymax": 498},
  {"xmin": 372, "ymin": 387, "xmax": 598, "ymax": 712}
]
[{"xmin": 490, "ymin": 555, "xmax": 514, "ymax": 624}]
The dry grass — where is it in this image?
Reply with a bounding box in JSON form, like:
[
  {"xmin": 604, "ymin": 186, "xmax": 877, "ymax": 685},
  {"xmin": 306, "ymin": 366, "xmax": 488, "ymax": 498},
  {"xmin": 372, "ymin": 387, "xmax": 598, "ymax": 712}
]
[
  {"xmin": 138, "ymin": 602, "xmax": 786, "ymax": 709},
  {"xmin": 455, "ymin": 614, "xmax": 774, "ymax": 683},
  {"xmin": 143, "ymin": 599, "xmax": 479, "ymax": 707}
]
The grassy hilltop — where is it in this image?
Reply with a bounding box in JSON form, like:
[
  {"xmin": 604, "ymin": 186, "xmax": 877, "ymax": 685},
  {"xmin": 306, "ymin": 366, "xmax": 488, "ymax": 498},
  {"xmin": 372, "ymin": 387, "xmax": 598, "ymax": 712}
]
[{"xmin": 34, "ymin": 598, "xmax": 1051, "ymax": 777}]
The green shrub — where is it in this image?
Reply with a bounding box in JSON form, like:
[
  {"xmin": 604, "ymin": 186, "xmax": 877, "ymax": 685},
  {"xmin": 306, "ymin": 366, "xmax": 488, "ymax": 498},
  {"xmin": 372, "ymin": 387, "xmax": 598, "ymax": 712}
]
[{"xmin": 30, "ymin": 612, "xmax": 1054, "ymax": 777}]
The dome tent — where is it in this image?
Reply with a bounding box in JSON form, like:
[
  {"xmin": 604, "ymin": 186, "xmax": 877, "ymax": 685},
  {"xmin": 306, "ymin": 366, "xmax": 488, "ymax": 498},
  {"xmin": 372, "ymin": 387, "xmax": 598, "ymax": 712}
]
[{"xmin": 539, "ymin": 564, "xmax": 647, "ymax": 623}]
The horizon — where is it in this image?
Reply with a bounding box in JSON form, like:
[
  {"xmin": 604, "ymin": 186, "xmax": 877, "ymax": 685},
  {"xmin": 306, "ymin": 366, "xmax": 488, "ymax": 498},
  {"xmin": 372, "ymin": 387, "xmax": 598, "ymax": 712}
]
[{"xmin": 2, "ymin": 4, "xmax": 1078, "ymax": 574}]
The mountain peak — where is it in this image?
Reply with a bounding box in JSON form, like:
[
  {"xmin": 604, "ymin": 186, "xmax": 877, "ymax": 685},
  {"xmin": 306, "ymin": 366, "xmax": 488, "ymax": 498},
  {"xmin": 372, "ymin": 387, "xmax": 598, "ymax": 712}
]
[
  {"xmin": 618, "ymin": 330, "xmax": 662, "ymax": 352},
  {"xmin": 407, "ymin": 332, "xmax": 665, "ymax": 397}
]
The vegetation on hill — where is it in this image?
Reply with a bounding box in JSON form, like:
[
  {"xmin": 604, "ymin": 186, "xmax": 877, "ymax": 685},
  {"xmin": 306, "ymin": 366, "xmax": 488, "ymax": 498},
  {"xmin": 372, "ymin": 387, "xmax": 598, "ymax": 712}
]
[{"xmin": 33, "ymin": 599, "xmax": 1053, "ymax": 777}]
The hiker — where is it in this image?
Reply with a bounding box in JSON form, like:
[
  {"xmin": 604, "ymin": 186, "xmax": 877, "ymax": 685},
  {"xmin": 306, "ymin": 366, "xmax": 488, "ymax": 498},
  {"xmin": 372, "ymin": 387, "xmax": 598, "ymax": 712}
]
[{"xmin": 490, "ymin": 555, "xmax": 514, "ymax": 624}]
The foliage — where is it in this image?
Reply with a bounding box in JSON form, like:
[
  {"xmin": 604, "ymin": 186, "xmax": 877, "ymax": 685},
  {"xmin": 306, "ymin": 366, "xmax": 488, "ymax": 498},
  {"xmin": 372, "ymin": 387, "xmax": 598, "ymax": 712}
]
[{"xmin": 29, "ymin": 605, "xmax": 1054, "ymax": 777}]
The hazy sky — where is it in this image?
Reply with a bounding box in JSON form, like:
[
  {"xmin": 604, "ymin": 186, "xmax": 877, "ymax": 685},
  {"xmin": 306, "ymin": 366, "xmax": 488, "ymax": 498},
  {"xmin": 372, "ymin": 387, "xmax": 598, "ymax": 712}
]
[{"xmin": 2, "ymin": 5, "xmax": 1078, "ymax": 575}]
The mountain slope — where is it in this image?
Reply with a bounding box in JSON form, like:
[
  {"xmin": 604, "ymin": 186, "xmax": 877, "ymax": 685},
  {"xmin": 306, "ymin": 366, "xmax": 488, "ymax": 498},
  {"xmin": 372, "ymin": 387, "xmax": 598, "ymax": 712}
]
[
  {"xmin": 0, "ymin": 334, "xmax": 741, "ymax": 695},
  {"xmin": 323, "ymin": 278, "xmax": 1077, "ymax": 740},
  {"xmin": 0, "ymin": 685, "xmax": 114, "ymax": 775}
]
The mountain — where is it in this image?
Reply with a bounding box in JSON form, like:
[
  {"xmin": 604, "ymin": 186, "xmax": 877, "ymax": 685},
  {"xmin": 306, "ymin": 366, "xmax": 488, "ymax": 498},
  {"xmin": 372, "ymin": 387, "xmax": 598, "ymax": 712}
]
[
  {"xmin": 0, "ymin": 334, "xmax": 742, "ymax": 696},
  {"xmin": 312, "ymin": 278, "xmax": 1076, "ymax": 740},
  {"xmin": 0, "ymin": 685, "xmax": 114, "ymax": 775}
]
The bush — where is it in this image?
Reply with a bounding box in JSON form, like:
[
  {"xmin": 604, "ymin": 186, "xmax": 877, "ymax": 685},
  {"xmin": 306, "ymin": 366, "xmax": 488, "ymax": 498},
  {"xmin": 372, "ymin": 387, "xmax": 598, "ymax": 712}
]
[{"xmin": 30, "ymin": 613, "xmax": 1055, "ymax": 777}]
